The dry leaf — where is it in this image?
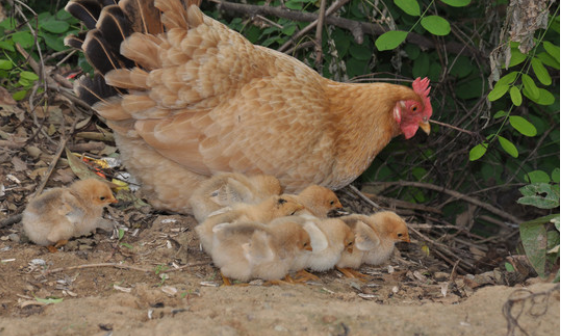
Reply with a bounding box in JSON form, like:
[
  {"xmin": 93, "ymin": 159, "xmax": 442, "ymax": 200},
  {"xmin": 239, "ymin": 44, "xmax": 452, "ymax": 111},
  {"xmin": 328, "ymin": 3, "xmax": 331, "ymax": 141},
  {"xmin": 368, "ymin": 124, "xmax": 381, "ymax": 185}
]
[{"xmin": 11, "ymin": 156, "xmax": 27, "ymax": 172}]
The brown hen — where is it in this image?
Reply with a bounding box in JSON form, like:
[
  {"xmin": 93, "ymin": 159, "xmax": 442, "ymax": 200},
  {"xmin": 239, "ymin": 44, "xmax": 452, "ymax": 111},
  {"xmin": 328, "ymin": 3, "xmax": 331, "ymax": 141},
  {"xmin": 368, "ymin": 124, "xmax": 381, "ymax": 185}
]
[{"xmin": 65, "ymin": 0, "xmax": 433, "ymax": 214}]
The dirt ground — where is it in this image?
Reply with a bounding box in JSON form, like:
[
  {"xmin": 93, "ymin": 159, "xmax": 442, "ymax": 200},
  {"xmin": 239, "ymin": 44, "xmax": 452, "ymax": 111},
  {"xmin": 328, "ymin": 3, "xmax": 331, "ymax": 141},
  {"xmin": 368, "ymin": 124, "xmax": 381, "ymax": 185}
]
[{"xmin": 0, "ymin": 214, "xmax": 558, "ymax": 336}]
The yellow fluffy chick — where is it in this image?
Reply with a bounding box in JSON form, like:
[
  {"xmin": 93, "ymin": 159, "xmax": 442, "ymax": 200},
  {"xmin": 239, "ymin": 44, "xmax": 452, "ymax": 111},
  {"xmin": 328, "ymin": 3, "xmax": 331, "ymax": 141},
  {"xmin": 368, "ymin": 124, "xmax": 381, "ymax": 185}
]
[
  {"xmin": 292, "ymin": 185, "xmax": 345, "ymax": 218},
  {"xmin": 22, "ymin": 179, "xmax": 117, "ymax": 251},
  {"xmin": 195, "ymin": 195, "xmax": 304, "ymax": 254},
  {"xmin": 210, "ymin": 220, "xmax": 312, "ymax": 283},
  {"xmin": 336, "ymin": 211, "xmax": 410, "ymax": 277},
  {"xmin": 189, "ymin": 173, "xmax": 282, "ymax": 222},
  {"xmin": 272, "ymin": 215, "xmax": 353, "ymax": 279}
]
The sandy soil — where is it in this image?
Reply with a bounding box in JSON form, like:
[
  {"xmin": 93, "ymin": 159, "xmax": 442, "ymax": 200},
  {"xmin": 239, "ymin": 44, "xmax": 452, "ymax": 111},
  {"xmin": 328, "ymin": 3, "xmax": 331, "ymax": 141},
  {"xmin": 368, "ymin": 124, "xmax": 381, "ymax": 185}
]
[{"xmin": 0, "ymin": 214, "xmax": 558, "ymax": 336}]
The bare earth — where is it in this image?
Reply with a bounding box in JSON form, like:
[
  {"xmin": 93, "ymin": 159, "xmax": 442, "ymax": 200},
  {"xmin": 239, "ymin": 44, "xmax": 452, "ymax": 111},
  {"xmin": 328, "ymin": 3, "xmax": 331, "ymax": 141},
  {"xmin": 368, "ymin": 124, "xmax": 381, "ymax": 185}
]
[{"xmin": 0, "ymin": 214, "xmax": 558, "ymax": 336}]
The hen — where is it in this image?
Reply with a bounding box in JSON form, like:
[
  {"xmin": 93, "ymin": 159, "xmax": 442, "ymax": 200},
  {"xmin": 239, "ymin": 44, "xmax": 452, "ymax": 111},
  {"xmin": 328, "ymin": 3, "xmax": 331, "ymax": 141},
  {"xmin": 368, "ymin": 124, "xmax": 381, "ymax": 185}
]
[{"xmin": 65, "ymin": 0, "xmax": 433, "ymax": 214}]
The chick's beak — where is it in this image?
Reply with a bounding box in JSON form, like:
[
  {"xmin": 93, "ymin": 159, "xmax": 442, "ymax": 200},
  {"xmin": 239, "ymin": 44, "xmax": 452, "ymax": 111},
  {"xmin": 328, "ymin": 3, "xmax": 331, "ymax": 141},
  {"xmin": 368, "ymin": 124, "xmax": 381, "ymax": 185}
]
[
  {"xmin": 402, "ymin": 237, "xmax": 411, "ymax": 243},
  {"xmin": 305, "ymin": 245, "xmax": 313, "ymax": 251},
  {"xmin": 110, "ymin": 196, "xmax": 118, "ymax": 204},
  {"xmin": 419, "ymin": 121, "xmax": 431, "ymax": 135},
  {"xmin": 346, "ymin": 245, "xmax": 354, "ymax": 254}
]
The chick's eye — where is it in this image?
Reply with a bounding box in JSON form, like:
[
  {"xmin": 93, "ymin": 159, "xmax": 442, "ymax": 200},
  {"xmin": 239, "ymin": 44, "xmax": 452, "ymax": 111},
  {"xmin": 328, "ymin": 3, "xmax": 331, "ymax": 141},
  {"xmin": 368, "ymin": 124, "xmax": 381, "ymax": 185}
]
[
  {"xmin": 100, "ymin": 196, "xmax": 106, "ymax": 201},
  {"xmin": 397, "ymin": 233, "xmax": 403, "ymax": 237},
  {"xmin": 329, "ymin": 200, "xmax": 335, "ymax": 205}
]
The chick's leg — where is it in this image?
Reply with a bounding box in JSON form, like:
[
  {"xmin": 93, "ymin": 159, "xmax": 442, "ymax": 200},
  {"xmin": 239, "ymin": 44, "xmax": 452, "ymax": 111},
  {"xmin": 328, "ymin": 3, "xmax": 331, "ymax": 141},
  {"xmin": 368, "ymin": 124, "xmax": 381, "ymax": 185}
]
[
  {"xmin": 336, "ymin": 266, "xmax": 368, "ymax": 281},
  {"xmin": 47, "ymin": 239, "xmax": 69, "ymax": 253},
  {"xmin": 292, "ymin": 269, "xmax": 320, "ymax": 283}
]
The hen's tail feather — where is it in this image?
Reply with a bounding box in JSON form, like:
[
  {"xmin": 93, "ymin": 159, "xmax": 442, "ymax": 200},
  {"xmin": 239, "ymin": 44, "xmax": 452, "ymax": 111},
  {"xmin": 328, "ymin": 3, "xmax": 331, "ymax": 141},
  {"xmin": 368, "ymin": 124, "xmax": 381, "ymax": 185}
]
[
  {"xmin": 97, "ymin": 5, "xmax": 133, "ymax": 53},
  {"xmin": 67, "ymin": 0, "xmax": 203, "ymax": 106},
  {"xmin": 83, "ymin": 29, "xmax": 134, "ymax": 75},
  {"xmin": 75, "ymin": 75, "xmax": 120, "ymax": 106},
  {"xmin": 120, "ymin": 0, "xmax": 164, "ymax": 34},
  {"xmin": 64, "ymin": 31, "xmax": 87, "ymax": 49},
  {"xmin": 65, "ymin": 0, "xmax": 103, "ymax": 30}
]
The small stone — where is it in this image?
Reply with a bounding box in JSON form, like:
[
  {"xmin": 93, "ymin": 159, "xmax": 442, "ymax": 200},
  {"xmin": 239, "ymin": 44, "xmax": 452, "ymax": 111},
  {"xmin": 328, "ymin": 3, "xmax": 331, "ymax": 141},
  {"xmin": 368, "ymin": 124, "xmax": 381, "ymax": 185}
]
[{"xmin": 8, "ymin": 234, "xmax": 19, "ymax": 243}]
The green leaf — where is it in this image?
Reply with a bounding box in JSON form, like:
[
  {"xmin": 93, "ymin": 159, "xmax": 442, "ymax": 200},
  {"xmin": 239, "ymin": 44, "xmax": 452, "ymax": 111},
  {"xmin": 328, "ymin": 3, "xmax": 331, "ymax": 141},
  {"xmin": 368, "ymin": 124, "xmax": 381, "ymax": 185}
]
[
  {"xmin": 41, "ymin": 20, "xmax": 70, "ymax": 34},
  {"xmin": 509, "ymin": 86, "xmax": 522, "ymax": 106},
  {"xmin": 375, "ymin": 31, "xmax": 408, "ymax": 51},
  {"xmin": 520, "ymin": 215, "xmax": 555, "ymax": 278},
  {"xmin": 505, "ymin": 262, "xmax": 515, "ymax": 272},
  {"xmin": 498, "ymin": 136, "xmax": 518, "ymax": 158},
  {"xmin": 420, "ymin": 16, "xmax": 451, "ymax": 36},
  {"xmin": 284, "ymin": 0, "xmax": 303, "ymax": 10},
  {"xmin": 531, "ymin": 58, "xmax": 552, "ymax": 85},
  {"xmin": 518, "ymin": 183, "xmax": 560, "ymax": 209},
  {"xmin": 537, "ymin": 52, "xmax": 560, "ymax": 70},
  {"xmin": 412, "ymin": 52, "xmax": 430, "ymax": 78},
  {"xmin": 488, "ymin": 83, "xmax": 509, "ymax": 101},
  {"xmin": 449, "ymin": 56, "xmax": 473, "ymax": 78},
  {"xmin": 508, "ymin": 49, "xmax": 527, "ymax": 68},
  {"xmin": 394, "ymin": 0, "xmax": 421, "ymax": 16},
  {"xmin": 34, "ymin": 296, "xmax": 64, "ymax": 304},
  {"xmin": 509, "ymin": 116, "xmax": 537, "ymax": 136},
  {"xmin": 521, "ymin": 74, "xmax": 540, "ymax": 100},
  {"xmin": 552, "ymin": 168, "xmax": 560, "ymax": 183},
  {"xmin": 496, "ymin": 71, "xmax": 518, "ymax": 86},
  {"xmin": 439, "ymin": 0, "xmax": 471, "ymax": 6},
  {"xmin": 349, "ymin": 44, "xmax": 372, "ymax": 61},
  {"xmin": 118, "ymin": 228, "xmax": 125, "ymax": 240},
  {"xmin": 533, "ymin": 88, "xmax": 555, "ymax": 105},
  {"xmin": 0, "ymin": 40, "xmax": 15, "ymax": 52},
  {"xmin": 469, "ymin": 142, "xmax": 487, "ymax": 161},
  {"xmin": 404, "ymin": 44, "xmax": 420, "ymax": 60},
  {"xmin": 12, "ymin": 90, "xmax": 27, "ymax": 101},
  {"xmin": 11, "ymin": 31, "xmax": 34, "ymax": 49},
  {"xmin": 0, "ymin": 59, "xmax": 13, "ymax": 70},
  {"xmin": 20, "ymin": 71, "xmax": 39, "ymax": 81},
  {"xmin": 493, "ymin": 110, "xmax": 507, "ymax": 118},
  {"xmin": 524, "ymin": 170, "xmax": 551, "ymax": 183},
  {"xmin": 543, "ymin": 41, "xmax": 560, "ymax": 64}
]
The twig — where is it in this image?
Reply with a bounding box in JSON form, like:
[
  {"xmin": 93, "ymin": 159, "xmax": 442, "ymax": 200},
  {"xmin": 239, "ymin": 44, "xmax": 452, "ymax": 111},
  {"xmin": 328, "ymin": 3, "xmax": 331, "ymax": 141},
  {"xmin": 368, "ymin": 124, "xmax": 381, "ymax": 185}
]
[
  {"xmin": 279, "ymin": 0, "xmax": 351, "ymax": 52},
  {"xmin": 34, "ymin": 118, "xmax": 78, "ymax": 196},
  {"xmin": 366, "ymin": 193, "xmax": 443, "ymax": 213},
  {"xmin": 367, "ymin": 181, "xmax": 522, "ymax": 225},
  {"xmin": 161, "ymin": 262, "xmax": 212, "ymax": 273},
  {"xmin": 0, "ymin": 214, "xmax": 23, "ymax": 229},
  {"xmin": 430, "ymin": 119, "xmax": 477, "ymax": 136},
  {"xmin": 346, "ymin": 184, "xmax": 381, "ymax": 210},
  {"xmin": 45, "ymin": 263, "xmax": 153, "ymax": 275},
  {"xmin": 314, "ymin": 0, "xmax": 327, "ymax": 71}
]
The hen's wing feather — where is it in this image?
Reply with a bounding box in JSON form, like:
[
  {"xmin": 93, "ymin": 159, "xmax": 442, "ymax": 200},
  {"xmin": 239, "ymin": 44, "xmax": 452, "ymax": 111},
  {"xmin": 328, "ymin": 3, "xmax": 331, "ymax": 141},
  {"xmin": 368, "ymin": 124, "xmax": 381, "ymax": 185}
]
[{"xmin": 100, "ymin": 5, "xmax": 338, "ymax": 187}]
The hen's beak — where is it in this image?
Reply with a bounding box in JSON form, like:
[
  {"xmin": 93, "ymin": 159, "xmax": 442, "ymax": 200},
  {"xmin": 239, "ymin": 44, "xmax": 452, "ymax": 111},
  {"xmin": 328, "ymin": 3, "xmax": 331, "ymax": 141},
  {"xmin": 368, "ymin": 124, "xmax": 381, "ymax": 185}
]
[{"xmin": 419, "ymin": 121, "xmax": 431, "ymax": 135}]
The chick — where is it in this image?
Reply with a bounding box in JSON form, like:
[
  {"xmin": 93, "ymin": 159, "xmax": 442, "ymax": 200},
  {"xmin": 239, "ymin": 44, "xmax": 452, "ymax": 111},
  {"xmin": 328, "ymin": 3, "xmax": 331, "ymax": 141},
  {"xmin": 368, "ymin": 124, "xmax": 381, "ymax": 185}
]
[
  {"xmin": 22, "ymin": 179, "xmax": 117, "ymax": 252},
  {"xmin": 336, "ymin": 211, "xmax": 410, "ymax": 278},
  {"xmin": 195, "ymin": 195, "xmax": 304, "ymax": 254},
  {"xmin": 272, "ymin": 215, "xmax": 354, "ymax": 282},
  {"xmin": 189, "ymin": 173, "xmax": 282, "ymax": 222},
  {"xmin": 210, "ymin": 220, "xmax": 312, "ymax": 284},
  {"xmin": 291, "ymin": 185, "xmax": 346, "ymax": 218}
]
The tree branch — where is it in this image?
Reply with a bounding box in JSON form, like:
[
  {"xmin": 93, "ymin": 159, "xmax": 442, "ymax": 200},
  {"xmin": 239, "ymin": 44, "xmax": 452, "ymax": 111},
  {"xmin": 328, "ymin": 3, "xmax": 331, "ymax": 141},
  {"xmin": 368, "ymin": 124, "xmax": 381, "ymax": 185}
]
[{"xmin": 213, "ymin": 0, "xmax": 483, "ymax": 58}]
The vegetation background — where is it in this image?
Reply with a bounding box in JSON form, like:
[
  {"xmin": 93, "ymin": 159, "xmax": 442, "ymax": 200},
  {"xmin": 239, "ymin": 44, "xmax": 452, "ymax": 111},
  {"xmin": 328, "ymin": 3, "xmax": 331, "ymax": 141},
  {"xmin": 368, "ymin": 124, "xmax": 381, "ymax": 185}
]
[{"xmin": 0, "ymin": 0, "xmax": 558, "ymax": 279}]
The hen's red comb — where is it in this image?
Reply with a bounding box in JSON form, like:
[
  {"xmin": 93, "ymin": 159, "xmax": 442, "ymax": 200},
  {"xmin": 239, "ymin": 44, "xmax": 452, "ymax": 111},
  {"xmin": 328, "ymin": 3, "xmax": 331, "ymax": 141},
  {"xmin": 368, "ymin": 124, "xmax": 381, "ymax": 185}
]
[{"xmin": 412, "ymin": 77, "xmax": 432, "ymax": 118}]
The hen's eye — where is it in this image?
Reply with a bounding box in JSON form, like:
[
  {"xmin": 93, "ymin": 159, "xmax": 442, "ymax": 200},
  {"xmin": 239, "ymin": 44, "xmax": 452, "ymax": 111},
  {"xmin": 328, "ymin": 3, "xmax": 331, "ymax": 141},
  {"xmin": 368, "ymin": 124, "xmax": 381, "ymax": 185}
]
[{"xmin": 411, "ymin": 105, "xmax": 418, "ymax": 112}]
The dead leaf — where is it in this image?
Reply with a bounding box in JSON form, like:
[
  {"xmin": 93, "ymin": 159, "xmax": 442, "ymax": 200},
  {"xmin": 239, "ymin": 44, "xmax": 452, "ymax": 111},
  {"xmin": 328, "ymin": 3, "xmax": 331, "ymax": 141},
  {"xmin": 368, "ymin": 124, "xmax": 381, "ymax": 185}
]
[
  {"xmin": 11, "ymin": 157, "xmax": 27, "ymax": 172},
  {"xmin": 64, "ymin": 147, "xmax": 102, "ymax": 181},
  {"xmin": 0, "ymin": 87, "xmax": 16, "ymax": 105}
]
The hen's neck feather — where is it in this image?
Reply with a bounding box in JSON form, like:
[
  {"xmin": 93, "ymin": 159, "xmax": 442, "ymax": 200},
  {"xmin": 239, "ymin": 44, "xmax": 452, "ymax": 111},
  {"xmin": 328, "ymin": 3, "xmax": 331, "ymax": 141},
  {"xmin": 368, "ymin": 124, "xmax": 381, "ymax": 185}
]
[{"xmin": 325, "ymin": 82, "xmax": 416, "ymax": 187}]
